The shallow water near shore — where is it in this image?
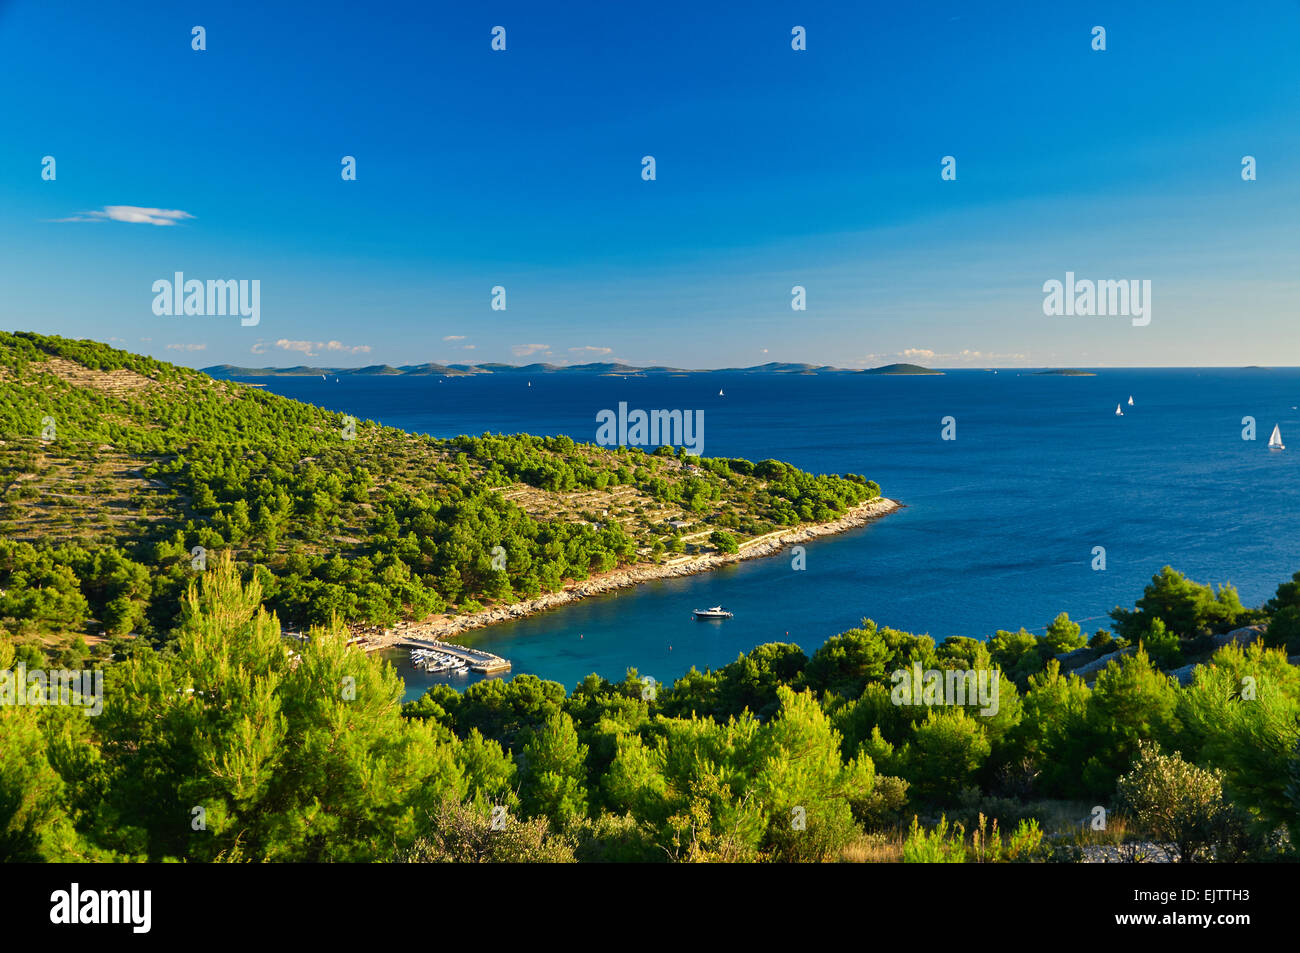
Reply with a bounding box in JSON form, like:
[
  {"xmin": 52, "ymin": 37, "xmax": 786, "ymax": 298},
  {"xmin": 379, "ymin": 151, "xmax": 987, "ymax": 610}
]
[{"xmin": 243, "ymin": 368, "xmax": 1300, "ymax": 700}]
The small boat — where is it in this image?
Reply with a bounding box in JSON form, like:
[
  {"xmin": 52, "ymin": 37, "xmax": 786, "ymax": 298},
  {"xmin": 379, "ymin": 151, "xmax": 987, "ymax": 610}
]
[
  {"xmin": 718, "ymin": 388, "xmax": 724, "ymax": 397},
  {"xmin": 1115, "ymin": 404, "xmax": 1123, "ymax": 416},
  {"xmin": 1127, "ymin": 396, "xmax": 1134, "ymax": 406},
  {"xmin": 693, "ymin": 606, "xmax": 733, "ymax": 619},
  {"xmin": 1268, "ymin": 424, "xmax": 1285, "ymax": 450}
]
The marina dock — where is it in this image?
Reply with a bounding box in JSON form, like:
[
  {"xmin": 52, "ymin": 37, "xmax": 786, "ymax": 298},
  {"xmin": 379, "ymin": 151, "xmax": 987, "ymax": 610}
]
[
  {"xmin": 396, "ymin": 637, "xmax": 511, "ymax": 675},
  {"xmin": 291, "ymin": 630, "xmax": 512, "ymax": 675}
]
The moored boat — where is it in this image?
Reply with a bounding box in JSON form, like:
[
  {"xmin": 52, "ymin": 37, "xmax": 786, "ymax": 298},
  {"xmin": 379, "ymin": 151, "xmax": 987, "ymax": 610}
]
[{"xmin": 693, "ymin": 606, "xmax": 733, "ymax": 619}]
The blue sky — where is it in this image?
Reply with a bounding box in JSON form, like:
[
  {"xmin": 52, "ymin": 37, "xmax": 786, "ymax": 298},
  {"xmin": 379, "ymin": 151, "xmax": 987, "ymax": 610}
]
[{"xmin": 2, "ymin": 0, "xmax": 1298, "ymax": 368}]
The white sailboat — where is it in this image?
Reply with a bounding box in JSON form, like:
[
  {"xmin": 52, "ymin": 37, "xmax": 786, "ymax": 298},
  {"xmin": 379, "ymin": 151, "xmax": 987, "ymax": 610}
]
[
  {"xmin": 1115, "ymin": 403, "xmax": 1123, "ymax": 416},
  {"xmin": 1127, "ymin": 396, "xmax": 1134, "ymax": 406},
  {"xmin": 718, "ymin": 388, "xmax": 724, "ymax": 397},
  {"xmin": 1268, "ymin": 424, "xmax": 1285, "ymax": 450}
]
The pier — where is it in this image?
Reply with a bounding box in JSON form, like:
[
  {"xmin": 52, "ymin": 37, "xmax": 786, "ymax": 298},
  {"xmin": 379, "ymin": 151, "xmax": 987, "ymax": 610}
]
[
  {"xmin": 288, "ymin": 630, "xmax": 512, "ymax": 675},
  {"xmin": 396, "ymin": 637, "xmax": 511, "ymax": 675}
]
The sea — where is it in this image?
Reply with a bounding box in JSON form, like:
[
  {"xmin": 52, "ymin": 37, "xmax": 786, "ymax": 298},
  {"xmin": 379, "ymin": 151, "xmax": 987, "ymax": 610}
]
[{"xmin": 239, "ymin": 368, "xmax": 1300, "ymax": 700}]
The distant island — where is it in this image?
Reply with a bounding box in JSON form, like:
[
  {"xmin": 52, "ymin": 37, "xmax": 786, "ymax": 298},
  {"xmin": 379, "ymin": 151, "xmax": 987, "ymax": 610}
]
[
  {"xmin": 1034, "ymin": 369, "xmax": 1097, "ymax": 376},
  {"xmin": 202, "ymin": 360, "xmax": 943, "ymax": 378},
  {"xmin": 860, "ymin": 363, "xmax": 944, "ymax": 376}
]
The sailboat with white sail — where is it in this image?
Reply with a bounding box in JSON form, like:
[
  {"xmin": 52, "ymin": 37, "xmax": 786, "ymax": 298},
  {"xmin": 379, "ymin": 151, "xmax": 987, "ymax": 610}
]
[
  {"xmin": 1127, "ymin": 396, "xmax": 1134, "ymax": 406},
  {"xmin": 1268, "ymin": 424, "xmax": 1285, "ymax": 450},
  {"xmin": 1115, "ymin": 403, "xmax": 1123, "ymax": 416}
]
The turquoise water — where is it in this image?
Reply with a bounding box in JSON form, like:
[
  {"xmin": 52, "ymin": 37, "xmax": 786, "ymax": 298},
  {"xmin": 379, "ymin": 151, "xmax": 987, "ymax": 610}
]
[{"xmin": 242, "ymin": 369, "xmax": 1300, "ymax": 699}]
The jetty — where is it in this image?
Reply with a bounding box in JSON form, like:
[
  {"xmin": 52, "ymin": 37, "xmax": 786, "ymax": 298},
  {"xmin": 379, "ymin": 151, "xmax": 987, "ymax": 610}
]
[
  {"xmin": 288, "ymin": 629, "xmax": 511, "ymax": 675},
  {"xmin": 395, "ymin": 637, "xmax": 511, "ymax": 675}
]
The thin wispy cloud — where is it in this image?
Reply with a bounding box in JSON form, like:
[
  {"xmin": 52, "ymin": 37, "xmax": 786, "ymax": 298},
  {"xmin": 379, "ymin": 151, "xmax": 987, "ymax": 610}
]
[
  {"xmin": 512, "ymin": 343, "xmax": 550, "ymax": 358},
  {"xmin": 165, "ymin": 343, "xmax": 207, "ymax": 352},
  {"xmin": 862, "ymin": 348, "xmax": 1030, "ymax": 367},
  {"xmin": 443, "ymin": 335, "xmax": 466, "ymax": 341},
  {"xmin": 274, "ymin": 339, "xmax": 372, "ymax": 358},
  {"xmin": 569, "ymin": 346, "xmax": 612, "ymax": 356},
  {"xmin": 54, "ymin": 205, "xmax": 195, "ymax": 226}
]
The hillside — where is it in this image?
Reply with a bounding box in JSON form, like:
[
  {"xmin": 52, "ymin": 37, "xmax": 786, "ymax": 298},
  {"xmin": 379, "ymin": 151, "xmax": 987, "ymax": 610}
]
[
  {"xmin": 201, "ymin": 360, "xmax": 920, "ymax": 378},
  {"xmin": 861, "ymin": 363, "xmax": 943, "ymax": 376},
  {"xmin": 0, "ymin": 332, "xmax": 881, "ymax": 647},
  {"xmin": 203, "ymin": 360, "xmax": 695, "ymax": 378}
]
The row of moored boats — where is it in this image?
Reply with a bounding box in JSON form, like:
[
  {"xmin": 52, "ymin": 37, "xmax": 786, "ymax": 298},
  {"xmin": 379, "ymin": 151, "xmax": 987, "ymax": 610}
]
[{"xmin": 410, "ymin": 647, "xmax": 470, "ymax": 674}]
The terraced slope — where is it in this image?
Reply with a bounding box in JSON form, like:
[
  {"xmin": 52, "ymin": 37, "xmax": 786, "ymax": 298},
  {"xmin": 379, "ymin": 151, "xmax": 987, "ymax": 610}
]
[{"xmin": 0, "ymin": 332, "xmax": 880, "ymax": 647}]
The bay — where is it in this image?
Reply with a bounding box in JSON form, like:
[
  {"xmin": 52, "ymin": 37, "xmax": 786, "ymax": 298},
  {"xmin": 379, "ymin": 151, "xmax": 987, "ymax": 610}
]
[{"xmin": 240, "ymin": 368, "xmax": 1300, "ymax": 699}]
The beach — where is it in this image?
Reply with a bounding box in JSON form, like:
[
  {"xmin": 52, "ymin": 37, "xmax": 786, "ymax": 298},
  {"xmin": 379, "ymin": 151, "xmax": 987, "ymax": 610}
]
[{"xmin": 352, "ymin": 496, "xmax": 902, "ymax": 650}]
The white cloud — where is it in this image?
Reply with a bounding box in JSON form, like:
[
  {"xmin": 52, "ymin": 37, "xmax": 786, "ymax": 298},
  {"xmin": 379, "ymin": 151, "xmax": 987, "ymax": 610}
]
[
  {"xmin": 443, "ymin": 335, "xmax": 466, "ymax": 341},
  {"xmin": 323, "ymin": 340, "xmax": 371, "ymax": 354},
  {"xmin": 568, "ymin": 346, "xmax": 612, "ymax": 356},
  {"xmin": 274, "ymin": 339, "xmax": 372, "ymax": 358},
  {"xmin": 861, "ymin": 347, "xmax": 1029, "ymax": 367},
  {"xmin": 166, "ymin": 343, "xmax": 207, "ymax": 352},
  {"xmin": 512, "ymin": 343, "xmax": 550, "ymax": 358},
  {"xmin": 56, "ymin": 205, "xmax": 195, "ymax": 226}
]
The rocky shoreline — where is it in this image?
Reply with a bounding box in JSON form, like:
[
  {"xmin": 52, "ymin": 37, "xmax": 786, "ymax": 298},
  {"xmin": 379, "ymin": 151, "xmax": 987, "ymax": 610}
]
[{"xmin": 353, "ymin": 496, "xmax": 902, "ymax": 650}]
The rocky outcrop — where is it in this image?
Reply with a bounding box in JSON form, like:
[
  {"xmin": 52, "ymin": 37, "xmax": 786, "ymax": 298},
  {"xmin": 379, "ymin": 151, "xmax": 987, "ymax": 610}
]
[
  {"xmin": 1068, "ymin": 646, "xmax": 1137, "ymax": 679},
  {"xmin": 1055, "ymin": 646, "xmax": 1096, "ymax": 668},
  {"xmin": 1167, "ymin": 663, "xmax": 1198, "ymax": 686},
  {"xmin": 1211, "ymin": 624, "xmax": 1266, "ymax": 648}
]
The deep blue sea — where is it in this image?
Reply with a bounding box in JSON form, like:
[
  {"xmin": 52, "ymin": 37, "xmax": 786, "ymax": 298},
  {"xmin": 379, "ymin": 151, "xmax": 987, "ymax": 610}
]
[{"xmin": 241, "ymin": 369, "xmax": 1300, "ymax": 700}]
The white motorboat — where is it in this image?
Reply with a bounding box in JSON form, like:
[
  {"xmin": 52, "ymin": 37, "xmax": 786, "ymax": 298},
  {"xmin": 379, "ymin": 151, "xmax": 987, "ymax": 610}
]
[{"xmin": 693, "ymin": 606, "xmax": 733, "ymax": 619}]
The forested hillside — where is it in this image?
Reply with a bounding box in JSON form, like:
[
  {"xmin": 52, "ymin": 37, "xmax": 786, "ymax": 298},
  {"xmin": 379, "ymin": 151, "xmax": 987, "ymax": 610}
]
[
  {"xmin": 3, "ymin": 557, "xmax": 1297, "ymax": 862},
  {"xmin": 3, "ymin": 333, "xmax": 1297, "ymax": 865},
  {"xmin": 0, "ymin": 332, "xmax": 879, "ymax": 653}
]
